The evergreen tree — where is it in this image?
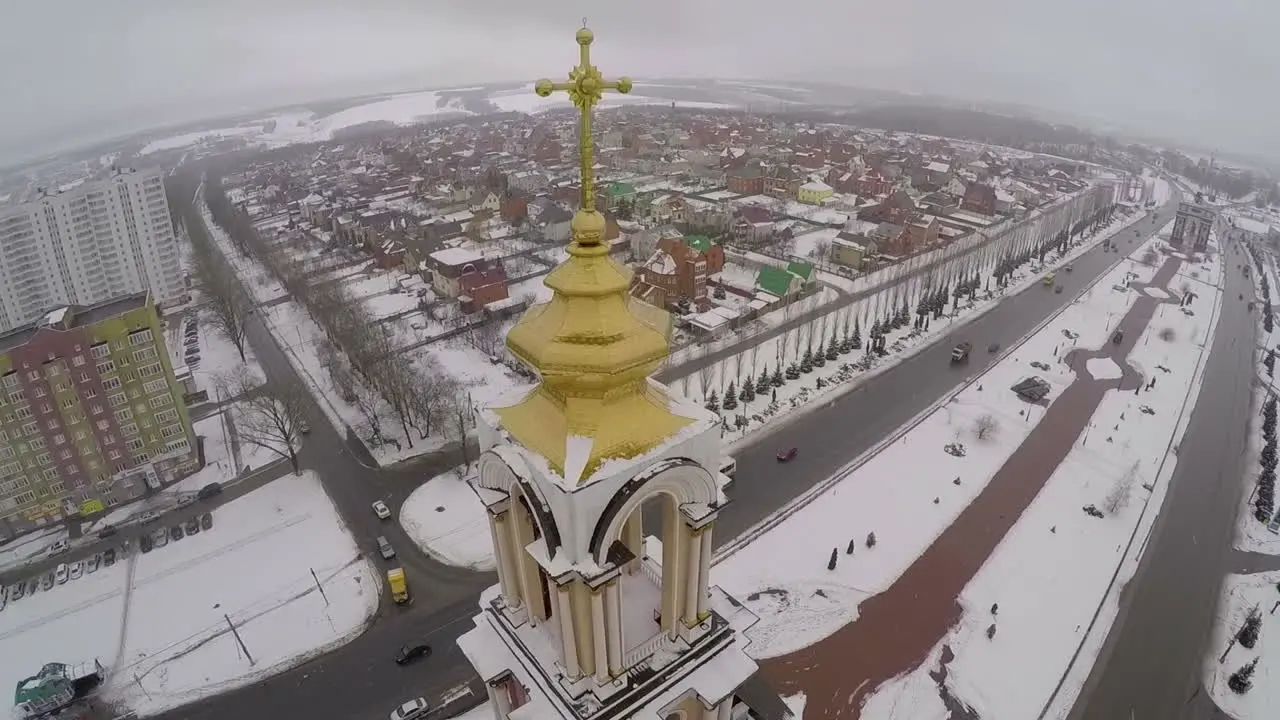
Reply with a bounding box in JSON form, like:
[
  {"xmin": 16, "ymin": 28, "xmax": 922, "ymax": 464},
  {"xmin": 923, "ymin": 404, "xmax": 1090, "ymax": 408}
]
[
  {"xmin": 722, "ymin": 382, "xmax": 738, "ymax": 411},
  {"xmin": 785, "ymin": 363, "xmax": 801, "ymax": 380},
  {"xmin": 851, "ymin": 320, "xmax": 863, "ymax": 350},
  {"xmin": 740, "ymin": 378, "xmax": 756, "ymax": 403},
  {"xmin": 757, "ymin": 368, "xmax": 771, "ymax": 394},
  {"xmin": 866, "ymin": 531, "xmax": 877, "ymax": 548},
  {"xmin": 705, "ymin": 390, "xmax": 719, "ymax": 413},
  {"xmin": 1239, "ymin": 612, "xmax": 1262, "ymax": 649},
  {"xmin": 826, "ymin": 338, "xmax": 840, "ymax": 361},
  {"xmin": 773, "ymin": 366, "xmax": 785, "ymax": 386},
  {"xmin": 800, "ymin": 348, "xmax": 814, "ymax": 373},
  {"xmin": 1229, "ymin": 658, "xmax": 1258, "ymax": 694},
  {"xmin": 812, "ymin": 342, "xmax": 826, "ymax": 367}
]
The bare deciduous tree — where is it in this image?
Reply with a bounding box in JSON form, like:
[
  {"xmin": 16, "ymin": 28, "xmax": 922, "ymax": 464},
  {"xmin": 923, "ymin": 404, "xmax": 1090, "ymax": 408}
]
[
  {"xmin": 444, "ymin": 390, "xmax": 477, "ymax": 467},
  {"xmin": 467, "ymin": 319, "xmax": 506, "ymax": 357},
  {"xmin": 221, "ymin": 366, "xmax": 308, "ymax": 474},
  {"xmin": 974, "ymin": 413, "xmax": 999, "ymax": 441},
  {"xmin": 1104, "ymin": 461, "xmax": 1140, "ymax": 514}
]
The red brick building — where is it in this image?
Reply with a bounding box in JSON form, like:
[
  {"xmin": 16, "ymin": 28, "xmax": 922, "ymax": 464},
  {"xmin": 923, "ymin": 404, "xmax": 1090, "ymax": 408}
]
[
  {"xmin": 726, "ymin": 167, "xmax": 765, "ymax": 195},
  {"xmin": 961, "ymin": 183, "xmax": 997, "ymax": 215},
  {"xmin": 458, "ymin": 266, "xmax": 511, "ymax": 314},
  {"xmin": 630, "ymin": 235, "xmax": 725, "ymax": 312}
]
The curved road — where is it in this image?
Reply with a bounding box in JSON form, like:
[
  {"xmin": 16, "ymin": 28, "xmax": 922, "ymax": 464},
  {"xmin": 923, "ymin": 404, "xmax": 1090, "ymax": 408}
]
[{"xmin": 154, "ymin": 195, "xmax": 1177, "ymax": 719}]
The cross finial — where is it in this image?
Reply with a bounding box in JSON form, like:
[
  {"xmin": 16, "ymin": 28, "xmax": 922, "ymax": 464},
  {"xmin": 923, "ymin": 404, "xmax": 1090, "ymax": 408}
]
[{"xmin": 535, "ymin": 26, "xmax": 632, "ymax": 228}]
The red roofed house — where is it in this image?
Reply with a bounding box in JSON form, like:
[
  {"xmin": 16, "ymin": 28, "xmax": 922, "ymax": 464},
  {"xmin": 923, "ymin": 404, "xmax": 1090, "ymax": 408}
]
[
  {"xmin": 630, "ymin": 235, "xmax": 725, "ymax": 312},
  {"xmin": 961, "ymin": 183, "xmax": 997, "ymax": 216}
]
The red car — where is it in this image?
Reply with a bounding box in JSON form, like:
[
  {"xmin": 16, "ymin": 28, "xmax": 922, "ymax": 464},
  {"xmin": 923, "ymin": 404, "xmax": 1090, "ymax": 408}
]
[{"xmin": 776, "ymin": 447, "xmax": 798, "ymax": 462}]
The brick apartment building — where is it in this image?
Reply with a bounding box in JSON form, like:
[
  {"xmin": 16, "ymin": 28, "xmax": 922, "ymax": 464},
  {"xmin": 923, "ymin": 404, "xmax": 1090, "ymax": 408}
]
[{"xmin": 0, "ymin": 293, "xmax": 197, "ymax": 539}]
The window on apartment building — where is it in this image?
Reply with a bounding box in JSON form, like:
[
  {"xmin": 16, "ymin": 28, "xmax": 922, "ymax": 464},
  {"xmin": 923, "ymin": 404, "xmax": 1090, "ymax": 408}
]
[
  {"xmin": 39, "ymin": 404, "xmax": 51, "ymax": 414},
  {"xmin": 13, "ymin": 491, "xmax": 35, "ymax": 505},
  {"xmin": 138, "ymin": 363, "xmax": 161, "ymax": 378},
  {"xmin": 49, "ymin": 481, "xmax": 64, "ymax": 494},
  {"xmin": 108, "ymin": 393, "xmax": 126, "ymax": 407},
  {"xmin": 125, "ymin": 437, "xmax": 145, "ymax": 452},
  {"xmin": 160, "ymin": 424, "xmax": 184, "ymax": 439},
  {"xmin": 33, "ymin": 386, "xmax": 45, "ymax": 398},
  {"xmin": 52, "ymin": 434, "xmax": 65, "ymax": 446},
  {"xmin": 133, "ymin": 347, "xmax": 158, "ymax": 363},
  {"xmin": 102, "ymin": 433, "xmax": 114, "ymax": 444},
  {"xmin": 72, "ymin": 355, "xmax": 85, "ymax": 367},
  {"xmin": 166, "ymin": 439, "xmax": 189, "ymax": 453},
  {"xmin": 148, "ymin": 395, "xmax": 172, "ymax": 409},
  {"xmin": 101, "ymin": 377, "xmax": 120, "ymax": 390},
  {"xmin": 0, "ymin": 447, "xmax": 12, "ymax": 460},
  {"xmin": 0, "ymin": 431, "xmax": 6, "ymax": 442},
  {"xmin": 128, "ymin": 329, "xmax": 153, "ymax": 346},
  {"xmin": 44, "ymin": 420, "xmax": 56, "ymax": 431},
  {"xmin": 46, "ymin": 363, "xmax": 62, "ymax": 376},
  {"xmin": 118, "ymin": 354, "xmax": 131, "ymax": 367},
  {"xmin": 26, "ymin": 370, "xmax": 38, "ymax": 381},
  {"xmin": 96, "ymin": 360, "xmax": 115, "ymax": 375},
  {"xmin": 122, "ymin": 371, "xmax": 136, "ymax": 382},
  {"xmin": 153, "ymin": 409, "xmax": 178, "ymax": 423},
  {"xmin": 91, "ymin": 404, "xmax": 103, "ymax": 415},
  {"xmin": 107, "ymin": 449, "xmax": 122, "ymax": 461},
  {"xmin": 114, "ymin": 408, "xmax": 132, "ymax": 422},
  {"xmin": 58, "ymin": 449, "xmax": 71, "ymax": 461},
  {"xmin": 60, "ymin": 397, "xmax": 74, "ymax": 409},
  {"xmin": 142, "ymin": 378, "xmax": 167, "ymax": 394},
  {"xmin": 120, "ymin": 423, "xmax": 138, "ymax": 437},
  {"xmin": 95, "ymin": 420, "xmax": 109, "ymax": 431},
  {"xmin": 9, "ymin": 390, "xmax": 25, "ymax": 404},
  {"xmin": 29, "ymin": 438, "xmax": 45, "ymax": 450},
  {"xmin": 35, "ymin": 453, "xmax": 51, "ymax": 466},
  {"xmin": 20, "ymin": 423, "xmax": 36, "ymax": 436},
  {"xmin": 1, "ymin": 373, "xmax": 16, "ymax": 388},
  {"xmin": 14, "ymin": 406, "xmax": 31, "ymax": 420},
  {"xmin": 90, "ymin": 343, "xmax": 110, "ymax": 360},
  {"xmin": 74, "ymin": 429, "xmax": 86, "ymax": 441},
  {"xmin": 79, "ymin": 373, "xmax": 89, "ymax": 382}
]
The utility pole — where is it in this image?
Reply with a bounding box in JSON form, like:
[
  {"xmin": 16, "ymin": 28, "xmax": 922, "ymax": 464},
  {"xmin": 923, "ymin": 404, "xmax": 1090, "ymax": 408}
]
[
  {"xmin": 311, "ymin": 568, "xmax": 330, "ymax": 606},
  {"xmin": 226, "ymin": 614, "xmax": 255, "ymax": 666}
]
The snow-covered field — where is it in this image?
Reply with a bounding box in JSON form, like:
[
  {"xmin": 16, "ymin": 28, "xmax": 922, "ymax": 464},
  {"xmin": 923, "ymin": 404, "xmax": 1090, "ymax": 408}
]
[
  {"xmin": 0, "ymin": 472, "xmax": 378, "ymax": 718},
  {"xmin": 1204, "ymin": 570, "xmax": 1280, "ymax": 719},
  {"xmin": 715, "ymin": 235, "xmax": 1165, "ymax": 662},
  {"xmin": 399, "ymin": 470, "xmax": 495, "ymax": 571},
  {"xmin": 862, "ymin": 244, "xmax": 1224, "ymax": 718}
]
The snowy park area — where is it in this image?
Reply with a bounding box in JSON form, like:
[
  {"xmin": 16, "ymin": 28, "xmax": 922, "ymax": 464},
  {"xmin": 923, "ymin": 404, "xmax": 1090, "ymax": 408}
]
[
  {"xmin": 400, "ymin": 470, "xmax": 496, "ymax": 571},
  {"xmin": 1204, "ymin": 570, "xmax": 1280, "ymax": 719},
  {"xmin": 713, "ymin": 234, "xmax": 1168, "ymax": 661},
  {"xmin": 862, "ymin": 244, "xmax": 1224, "ymax": 718},
  {"xmin": 0, "ymin": 472, "xmax": 379, "ymax": 717}
]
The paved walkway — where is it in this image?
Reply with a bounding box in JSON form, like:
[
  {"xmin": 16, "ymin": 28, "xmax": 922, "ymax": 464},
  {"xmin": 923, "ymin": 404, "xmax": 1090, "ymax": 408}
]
[{"xmin": 760, "ymin": 254, "xmax": 1187, "ymax": 718}]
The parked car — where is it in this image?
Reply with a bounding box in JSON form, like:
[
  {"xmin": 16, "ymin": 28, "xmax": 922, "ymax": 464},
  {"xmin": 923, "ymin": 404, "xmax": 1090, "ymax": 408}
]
[
  {"xmin": 9, "ymin": 583, "xmax": 23, "ymax": 601},
  {"xmin": 197, "ymin": 482, "xmax": 223, "ymax": 500},
  {"xmin": 140, "ymin": 535, "xmax": 154, "ymax": 553},
  {"xmin": 372, "ymin": 501, "xmax": 392, "ymax": 520},
  {"xmin": 27, "ymin": 579, "xmax": 40, "ymax": 595},
  {"xmin": 200, "ymin": 513, "xmax": 212, "ymax": 531},
  {"xmin": 776, "ymin": 447, "xmax": 798, "ymax": 462},
  {"xmin": 170, "ymin": 525, "xmax": 185, "ymax": 542},
  {"xmin": 394, "ymin": 644, "xmax": 432, "ymax": 666},
  {"xmin": 153, "ymin": 529, "xmax": 169, "ymax": 548},
  {"xmin": 377, "ymin": 536, "xmax": 396, "ymax": 560},
  {"xmin": 139, "ymin": 511, "xmax": 160, "ymax": 524},
  {"xmin": 48, "ymin": 539, "xmax": 69, "ymax": 557},
  {"xmin": 41, "ymin": 572, "xmax": 55, "ymax": 590},
  {"xmin": 87, "ymin": 554, "xmax": 101, "ymax": 573},
  {"xmin": 55, "ymin": 563, "xmax": 69, "ymax": 584},
  {"xmin": 389, "ymin": 698, "xmax": 430, "ymax": 720},
  {"xmin": 97, "ymin": 524, "xmax": 117, "ymax": 539},
  {"xmin": 185, "ymin": 518, "xmax": 200, "ymax": 536},
  {"xmin": 103, "ymin": 548, "xmax": 117, "ymax": 567},
  {"xmin": 177, "ymin": 495, "xmax": 196, "ymax": 508},
  {"xmin": 70, "ymin": 561, "xmax": 84, "ymax": 580}
]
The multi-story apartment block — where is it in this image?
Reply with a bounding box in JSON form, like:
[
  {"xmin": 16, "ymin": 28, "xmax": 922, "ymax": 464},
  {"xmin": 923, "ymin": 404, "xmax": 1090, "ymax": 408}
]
[
  {"xmin": 0, "ymin": 167, "xmax": 185, "ymax": 334},
  {"xmin": 0, "ymin": 293, "xmax": 196, "ymax": 538}
]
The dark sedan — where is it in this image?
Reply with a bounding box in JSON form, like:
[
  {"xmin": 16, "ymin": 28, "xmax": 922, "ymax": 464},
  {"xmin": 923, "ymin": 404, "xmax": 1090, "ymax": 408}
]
[{"xmin": 394, "ymin": 644, "xmax": 432, "ymax": 666}]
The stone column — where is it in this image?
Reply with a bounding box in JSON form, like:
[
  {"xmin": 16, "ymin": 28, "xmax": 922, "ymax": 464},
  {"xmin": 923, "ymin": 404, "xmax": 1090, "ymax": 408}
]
[
  {"xmin": 491, "ymin": 512, "xmax": 520, "ymax": 608},
  {"xmin": 511, "ymin": 509, "xmax": 544, "ymax": 626},
  {"xmin": 624, "ymin": 512, "xmax": 644, "ymax": 573},
  {"xmin": 701, "ymin": 701, "xmax": 718, "ymax": 720},
  {"xmin": 556, "ymin": 584, "xmax": 580, "ymax": 679},
  {"xmin": 605, "ymin": 580, "xmax": 623, "ymax": 675},
  {"xmin": 591, "ymin": 588, "xmax": 609, "ymax": 683},
  {"xmin": 660, "ymin": 503, "xmax": 683, "ymax": 635},
  {"xmin": 697, "ymin": 521, "xmax": 714, "ymax": 618},
  {"xmin": 488, "ymin": 681, "xmax": 512, "ymax": 720},
  {"xmin": 682, "ymin": 524, "xmax": 702, "ymax": 627},
  {"xmin": 716, "ymin": 697, "xmax": 733, "ymax": 720}
]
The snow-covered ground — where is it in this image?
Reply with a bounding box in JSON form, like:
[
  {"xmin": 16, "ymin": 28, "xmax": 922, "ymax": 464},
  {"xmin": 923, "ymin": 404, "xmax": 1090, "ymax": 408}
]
[
  {"xmin": 715, "ymin": 234, "xmax": 1165, "ymax": 662},
  {"xmin": 1204, "ymin": 570, "xmax": 1280, "ymax": 719},
  {"xmin": 862, "ymin": 243, "xmax": 1224, "ymax": 718},
  {"xmin": 0, "ymin": 471, "xmax": 378, "ymax": 718},
  {"xmin": 399, "ymin": 470, "xmax": 495, "ymax": 571}
]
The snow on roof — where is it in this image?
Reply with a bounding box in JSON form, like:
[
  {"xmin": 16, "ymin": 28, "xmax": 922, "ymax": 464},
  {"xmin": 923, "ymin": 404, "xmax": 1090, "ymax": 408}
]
[
  {"xmin": 800, "ymin": 180, "xmax": 832, "ymax": 192},
  {"xmin": 42, "ymin": 307, "xmax": 69, "ymax": 326},
  {"xmin": 429, "ymin": 247, "xmax": 483, "ymax": 266},
  {"xmin": 925, "ymin": 161, "xmax": 951, "ymax": 174}
]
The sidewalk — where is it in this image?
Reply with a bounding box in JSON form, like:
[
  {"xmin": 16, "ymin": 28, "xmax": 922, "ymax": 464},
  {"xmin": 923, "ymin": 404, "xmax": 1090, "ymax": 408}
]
[{"xmin": 759, "ymin": 254, "xmax": 1187, "ymax": 719}]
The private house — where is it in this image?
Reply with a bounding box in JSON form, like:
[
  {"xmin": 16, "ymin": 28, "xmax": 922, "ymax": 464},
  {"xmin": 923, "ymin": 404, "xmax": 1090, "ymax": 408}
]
[
  {"xmin": 726, "ymin": 166, "xmax": 765, "ymax": 195},
  {"xmin": 855, "ymin": 170, "xmax": 893, "ymax": 198},
  {"xmin": 630, "ymin": 235, "xmax": 725, "ymax": 312},
  {"xmin": 730, "ymin": 205, "xmax": 776, "ymax": 247},
  {"xmin": 426, "ymin": 247, "xmax": 501, "ymax": 299},
  {"xmin": 754, "ymin": 262, "xmax": 812, "ymax": 299},
  {"xmin": 961, "ymin": 183, "xmax": 997, "ymax": 216},
  {"xmin": 764, "ymin": 166, "xmax": 802, "ymax": 200},
  {"xmin": 798, "ymin": 180, "xmax": 834, "ymax": 205},
  {"xmin": 832, "ymin": 232, "xmax": 874, "ymax": 270},
  {"xmin": 458, "ymin": 265, "xmax": 511, "ymax": 314}
]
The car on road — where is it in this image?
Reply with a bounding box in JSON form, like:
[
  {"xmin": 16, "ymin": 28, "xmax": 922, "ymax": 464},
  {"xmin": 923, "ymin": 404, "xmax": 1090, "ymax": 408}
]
[
  {"xmin": 139, "ymin": 511, "xmax": 160, "ymax": 524},
  {"xmin": 389, "ymin": 698, "xmax": 429, "ymax": 720},
  {"xmin": 70, "ymin": 561, "xmax": 83, "ymax": 580},
  {"xmin": 9, "ymin": 583, "xmax": 23, "ymax": 602},
  {"xmin": 200, "ymin": 513, "xmax": 212, "ymax": 531},
  {"xmin": 1065, "ymin": 265, "xmax": 1074, "ymax": 272},
  {"xmin": 103, "ymin": 548, "xmax": 117, "ymax": 567},
  {"xmin": 197, "ymin": 482, "xmax": 223, "ymax": 500},
  {"xmin": 950, "ymin": 342, "xmax": 972, "ymax": 363},
  {"xmin": 97, "ymin": 524, "xmax": 117, "ymax": 539},
  {"xmin": 394, "ymin": 644, "xmax": 432, "ymax": 665},
  {"xmin": 185, "ymin": 518, "xmax": 200, "ymax": 536},
  {"xmin": 171, "ymin": 525, "xmax": 185, "ymax": 542},
  {"xmin": 48, "ymin": 539, "xmax": 69, "ymax": 557},
  {"xmin": 377, "ymin": 536, "xmax": 396, "ymax": 560},
  {"xmin": 372, "ymin": 501, "xmax": 392, "ymax": 520},
  {"xmin": 776, "ymin": 447, "xmax": 798, "ymax": 462}
]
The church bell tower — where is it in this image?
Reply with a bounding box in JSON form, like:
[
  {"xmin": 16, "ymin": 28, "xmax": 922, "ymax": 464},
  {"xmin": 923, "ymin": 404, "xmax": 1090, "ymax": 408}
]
[{"xmin": 456, "ymin": 25, "xmax": 780, "ymax": 720}]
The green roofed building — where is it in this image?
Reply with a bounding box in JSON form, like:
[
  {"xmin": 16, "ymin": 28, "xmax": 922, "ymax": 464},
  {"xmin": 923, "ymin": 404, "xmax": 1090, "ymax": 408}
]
[
  {"xmin": 786, "ymin": 261, "xmax": 814, "ymax": 282},
  {"xmin": 13, "ymin": 660, "xmax": 105, "ymax": 718},
  {"xmin": 684, "ymin": 235, "xmax": 715, "ymax": 253},
  {"xmin": 601, "ymin": 182, "xmax": 636, "ymax": 211}
]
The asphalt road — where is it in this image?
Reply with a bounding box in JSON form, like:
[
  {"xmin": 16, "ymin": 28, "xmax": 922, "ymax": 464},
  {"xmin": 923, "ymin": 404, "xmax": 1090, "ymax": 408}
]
[
  {"xmin": 147, "ymin": 195, "xmax": 1176, "ymax": 720},
  {"xmin": 1067, "ymin": 237, "xmax": 1256, "ymax": 720}
]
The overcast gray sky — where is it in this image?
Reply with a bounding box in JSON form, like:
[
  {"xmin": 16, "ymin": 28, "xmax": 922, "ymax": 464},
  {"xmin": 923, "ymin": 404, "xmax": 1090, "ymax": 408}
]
[{"xmin": 1, "ymin": 0, "xmax": 1271, "ymax": 166}]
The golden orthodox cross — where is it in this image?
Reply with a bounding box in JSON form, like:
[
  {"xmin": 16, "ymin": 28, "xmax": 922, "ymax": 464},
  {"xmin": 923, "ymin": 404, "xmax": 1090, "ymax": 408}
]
[{"xmin": 534, "ymin": 26, "xmax": 632, "ymax": 216}]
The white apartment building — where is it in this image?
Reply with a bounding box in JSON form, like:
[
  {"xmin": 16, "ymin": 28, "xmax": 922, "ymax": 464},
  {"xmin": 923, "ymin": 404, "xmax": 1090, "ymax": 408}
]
[{"xmin": 0, "ymin": 167, "xmax": 185, "ymax": 333}]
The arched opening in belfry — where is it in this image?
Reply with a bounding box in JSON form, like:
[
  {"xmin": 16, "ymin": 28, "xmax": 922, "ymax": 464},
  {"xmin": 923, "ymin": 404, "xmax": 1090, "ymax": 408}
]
[
  {"xmin": 611, "ymin": 489, "xmax": 685, "ymax": 659},
  {"xmin": 511, "ymin": 489, "xmax": 553, "ymax": 624}
]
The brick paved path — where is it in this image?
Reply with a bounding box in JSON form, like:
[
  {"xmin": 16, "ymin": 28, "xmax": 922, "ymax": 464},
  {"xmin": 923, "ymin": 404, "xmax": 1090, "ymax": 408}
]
[{"xmin": 761, "ymin": 255, "xmax": 1187, "ymax": 719}]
